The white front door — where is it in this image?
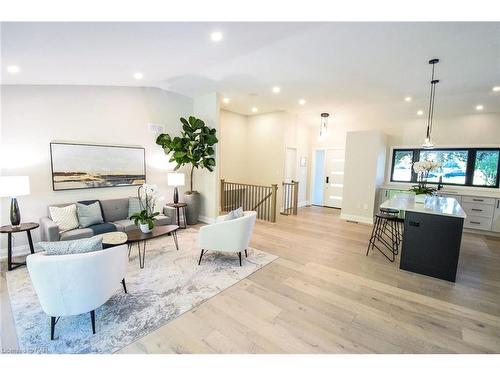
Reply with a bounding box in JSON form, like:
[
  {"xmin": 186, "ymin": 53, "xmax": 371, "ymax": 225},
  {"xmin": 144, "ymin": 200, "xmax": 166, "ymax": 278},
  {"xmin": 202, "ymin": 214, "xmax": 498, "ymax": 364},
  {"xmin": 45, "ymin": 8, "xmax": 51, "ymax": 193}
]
[{"xmin": 323, "ymin": 148, "xmax": 344, "ymax": 208}]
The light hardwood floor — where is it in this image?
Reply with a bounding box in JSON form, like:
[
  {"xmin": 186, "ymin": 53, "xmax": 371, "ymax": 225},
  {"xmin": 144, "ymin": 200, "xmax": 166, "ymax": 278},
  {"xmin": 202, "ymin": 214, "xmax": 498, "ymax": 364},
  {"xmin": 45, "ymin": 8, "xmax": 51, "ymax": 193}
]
[{"xmin": 2, "ymin": 206, "xmax": 500, "ymax": 353}]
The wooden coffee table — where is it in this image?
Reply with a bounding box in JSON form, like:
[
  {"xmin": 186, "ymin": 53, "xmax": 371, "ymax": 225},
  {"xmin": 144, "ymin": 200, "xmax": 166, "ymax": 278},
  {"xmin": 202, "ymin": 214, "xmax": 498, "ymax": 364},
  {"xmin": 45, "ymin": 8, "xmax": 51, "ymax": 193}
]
[{"xmin": 126, "ymin": 225, "xmax": 179, "ymax": 269}]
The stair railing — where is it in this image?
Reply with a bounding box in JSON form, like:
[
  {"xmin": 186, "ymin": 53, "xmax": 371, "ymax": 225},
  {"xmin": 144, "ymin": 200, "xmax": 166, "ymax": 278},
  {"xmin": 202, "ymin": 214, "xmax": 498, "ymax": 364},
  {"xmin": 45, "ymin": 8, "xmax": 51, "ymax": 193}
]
[{"xmin": 220, "ymin": 179, "xmax": 278, "ymax": 223}]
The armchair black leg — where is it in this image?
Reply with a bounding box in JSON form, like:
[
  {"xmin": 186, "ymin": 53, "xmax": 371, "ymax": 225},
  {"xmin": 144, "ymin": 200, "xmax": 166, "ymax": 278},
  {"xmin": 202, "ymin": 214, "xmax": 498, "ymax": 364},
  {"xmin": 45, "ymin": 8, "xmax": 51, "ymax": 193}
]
[
  {"xmin": 198, "ymin": 249, "xmax": 205, "ymax": 265},
  {"xmin": 90, "ymin": 310, "xmax": 96, "ymax": 334},
  {"xmin": 238, "ymin": 252, "xmax": 242, "ymax": 266},
  {"xmin": 50, "ymin": 316, "xmax": 56, "ymax": 340},
  {"xmin": 244, "ymin": 249, "xmax": 248, "ymax": 258},
  {"xmin": 122, "ymin": 278, "xmax": 128, "ymax": 294}
]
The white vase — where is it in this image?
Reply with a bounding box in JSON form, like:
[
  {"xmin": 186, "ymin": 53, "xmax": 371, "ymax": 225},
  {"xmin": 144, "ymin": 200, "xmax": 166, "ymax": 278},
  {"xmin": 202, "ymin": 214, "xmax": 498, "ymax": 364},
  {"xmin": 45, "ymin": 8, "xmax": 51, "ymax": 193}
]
[
  {"xmin": 139, "ymin": 223, "xmax": 152, "ymax": 233},
  {"xmin": 415, "ymin": 194, "xmax": 427, "ymax": 204}
]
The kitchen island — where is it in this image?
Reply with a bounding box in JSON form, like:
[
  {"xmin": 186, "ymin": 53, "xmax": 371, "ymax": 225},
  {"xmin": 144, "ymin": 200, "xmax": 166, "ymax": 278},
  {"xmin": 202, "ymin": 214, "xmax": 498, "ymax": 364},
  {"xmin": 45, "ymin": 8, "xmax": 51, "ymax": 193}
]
[{"xmin": 380, "ymin": 196, "xmax": 466, "ymax": 282}]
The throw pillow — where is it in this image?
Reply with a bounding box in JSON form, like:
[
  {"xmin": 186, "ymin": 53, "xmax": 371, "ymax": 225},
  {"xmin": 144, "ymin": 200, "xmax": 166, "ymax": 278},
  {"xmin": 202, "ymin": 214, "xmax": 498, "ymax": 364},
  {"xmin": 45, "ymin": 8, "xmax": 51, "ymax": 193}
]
[
  {"xmin": 39, "ymin": 237, "xmax": 103, "ymax": 256},
  {"xmin": 128, "ymin": 197, "xmax": 142, "ymax": 218},
  {"xmin": 76, "ymin": 201, "xmax": 104, "ymax": 228},
  {"xmin": 49, "ymin": 204, "xmax": 79, "ymax": 232},
  {"xmin": 225, "ymin": 207, "xmax": 244, "ymax": 221}
]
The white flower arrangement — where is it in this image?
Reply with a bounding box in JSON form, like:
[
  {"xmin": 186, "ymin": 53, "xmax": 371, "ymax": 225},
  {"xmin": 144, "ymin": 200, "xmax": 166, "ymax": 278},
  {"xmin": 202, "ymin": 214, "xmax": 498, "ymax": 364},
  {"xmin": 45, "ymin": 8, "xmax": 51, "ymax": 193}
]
[
  {"xmin": 412, "ymin": 160, "xmax": 442, "ymax": 174},
  {"xmin": 410, "ymin": 160, "xmax": 442, "ymax": 195}
]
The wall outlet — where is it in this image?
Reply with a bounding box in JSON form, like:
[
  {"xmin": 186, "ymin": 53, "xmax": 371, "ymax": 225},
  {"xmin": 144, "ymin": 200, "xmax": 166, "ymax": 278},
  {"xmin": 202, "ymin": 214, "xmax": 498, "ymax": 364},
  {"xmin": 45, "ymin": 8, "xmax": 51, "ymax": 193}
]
[{"xmin": 148, "ymin": 123, "xmax": 165, "ymax": 134}]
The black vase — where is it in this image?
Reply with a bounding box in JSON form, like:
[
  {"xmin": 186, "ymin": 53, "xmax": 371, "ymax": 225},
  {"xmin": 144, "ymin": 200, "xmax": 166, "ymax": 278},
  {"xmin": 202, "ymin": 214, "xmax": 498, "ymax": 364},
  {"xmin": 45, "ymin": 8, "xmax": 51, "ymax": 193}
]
[{"xmin": 10, "ymin": 197, "xmax": 21, "ymax": 226}]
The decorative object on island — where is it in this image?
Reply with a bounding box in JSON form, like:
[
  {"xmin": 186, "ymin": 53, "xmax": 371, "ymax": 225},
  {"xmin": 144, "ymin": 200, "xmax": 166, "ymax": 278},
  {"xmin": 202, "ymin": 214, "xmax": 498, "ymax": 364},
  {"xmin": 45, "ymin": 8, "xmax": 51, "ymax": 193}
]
[
  {"xmin": 409, "ymin": 160, "xmax": 442, "ymax": 203},
  {"xmin": 50, "ymin": 142, "xmax": 145, "ymax": 191},
  {"xmin": 0, "ymin": 175, "xmax": 31, "ymax": 227},
  {"xmin": 167, "ymin": 172, "xmax": 185, "ymax": 204},
  {"xmin": 421, "ymin": 58, "xmax": 440, "ymax": 149},
  {"xmin": 319, "ymin": 112, "xmax": 329, "ymax": 138},
  {"xmin": 129, "ymin": 184, "xmax": 161, "ymax": 233},
  {"xmin": 156, "ymin": 116, "xmax": 218, "ymax": 224}
]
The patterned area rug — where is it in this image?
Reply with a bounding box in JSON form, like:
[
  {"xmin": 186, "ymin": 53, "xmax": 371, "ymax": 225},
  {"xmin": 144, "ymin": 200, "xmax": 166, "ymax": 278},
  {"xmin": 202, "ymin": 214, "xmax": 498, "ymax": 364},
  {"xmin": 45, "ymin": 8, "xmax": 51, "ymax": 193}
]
[{"xmin": 6, "ymin": 228, "xmax": 277, "ymax": 354}]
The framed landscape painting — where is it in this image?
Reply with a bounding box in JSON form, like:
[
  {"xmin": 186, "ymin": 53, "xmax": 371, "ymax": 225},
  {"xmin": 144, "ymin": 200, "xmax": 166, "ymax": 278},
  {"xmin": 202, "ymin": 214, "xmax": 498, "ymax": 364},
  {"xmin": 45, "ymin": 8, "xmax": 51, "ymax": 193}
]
[{"xmin": 50, "ymin": 142, "xmax": 146, "ymax": 191}]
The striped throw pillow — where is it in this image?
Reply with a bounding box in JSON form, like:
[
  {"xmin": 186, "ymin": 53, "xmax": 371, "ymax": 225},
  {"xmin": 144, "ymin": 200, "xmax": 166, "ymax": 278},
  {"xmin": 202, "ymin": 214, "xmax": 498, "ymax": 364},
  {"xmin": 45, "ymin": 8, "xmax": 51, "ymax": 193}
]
[{"xmin": 49, "ymin": 204, "xmax": 79, "ymax": 232}]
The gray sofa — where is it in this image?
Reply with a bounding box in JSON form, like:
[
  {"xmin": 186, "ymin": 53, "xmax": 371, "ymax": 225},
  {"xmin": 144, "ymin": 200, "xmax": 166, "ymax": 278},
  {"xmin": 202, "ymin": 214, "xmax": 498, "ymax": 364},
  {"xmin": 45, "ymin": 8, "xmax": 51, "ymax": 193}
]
[{"xmin": 40, "ymin": 198, "xmax": 175, "ymax": 242}]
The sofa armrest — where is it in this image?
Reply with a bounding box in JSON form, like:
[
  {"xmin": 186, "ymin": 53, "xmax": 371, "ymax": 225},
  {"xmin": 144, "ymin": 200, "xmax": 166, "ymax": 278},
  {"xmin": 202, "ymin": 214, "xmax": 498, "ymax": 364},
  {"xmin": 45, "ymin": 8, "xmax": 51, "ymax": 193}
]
[{"xmin": 39, "ymin": 217, "xmax": 60, "ymax": 242}]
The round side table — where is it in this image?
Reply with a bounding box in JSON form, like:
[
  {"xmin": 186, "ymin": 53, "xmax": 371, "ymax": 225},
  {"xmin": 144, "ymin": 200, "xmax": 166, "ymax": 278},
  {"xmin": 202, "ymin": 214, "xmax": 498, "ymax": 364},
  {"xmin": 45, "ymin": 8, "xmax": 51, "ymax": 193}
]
[
  {"xmin": 0, "ymin": 222, "xmax": 39, "ymax": 271},
  {"xmin": 165, "ymin": 203, "xmax": 188, "ymax": 229}
]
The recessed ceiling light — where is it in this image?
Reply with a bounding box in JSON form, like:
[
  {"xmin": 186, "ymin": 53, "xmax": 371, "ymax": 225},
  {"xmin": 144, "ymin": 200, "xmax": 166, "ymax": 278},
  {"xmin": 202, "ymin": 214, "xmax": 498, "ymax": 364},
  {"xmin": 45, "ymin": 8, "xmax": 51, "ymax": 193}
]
[
  {"xmin": 417, "ymin": 110, "xmax": 424, "ymax": 116},
  {"xmin": 6, "ymin": 65, "xmax": 20, "ymax": 74},
  {"xmin": 299, "ymin": 99, "xmax": 306, "ymax": 105},
  {"xmin": 133, "ymin": 72, "xmax": 143, "ymax": 80},
  {"xmin": 404, "ymin": 96, "xmax": 412, "ymax": 102},
  {"xmin": 493, "ymin": 86, "xmax": 500, "ymax": 92},
  {"xmin": 223, "ymin": 97, "xmax": 230, "ymax": 104},
  {"xmin": 272, "ymin": 86, "xmax": 281, "ymax": 94},
  {"xmin": 475, "ymin": 104, "xmax": 484, "ymax": 111},
  {"xmin": 210, "ymin": 31, "xmax": 223, "ymax": 42},
  {"xmin": 251, "ymin": 107, "xmax": 258, "ymax": 113}
]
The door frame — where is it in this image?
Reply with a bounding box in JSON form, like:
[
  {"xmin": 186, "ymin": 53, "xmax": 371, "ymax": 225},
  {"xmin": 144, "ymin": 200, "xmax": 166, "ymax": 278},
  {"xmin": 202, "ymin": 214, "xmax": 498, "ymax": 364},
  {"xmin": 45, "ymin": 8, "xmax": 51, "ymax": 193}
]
[{"xmin": 310, "ymin": 147, "xmax": 345, "ymax": 207}]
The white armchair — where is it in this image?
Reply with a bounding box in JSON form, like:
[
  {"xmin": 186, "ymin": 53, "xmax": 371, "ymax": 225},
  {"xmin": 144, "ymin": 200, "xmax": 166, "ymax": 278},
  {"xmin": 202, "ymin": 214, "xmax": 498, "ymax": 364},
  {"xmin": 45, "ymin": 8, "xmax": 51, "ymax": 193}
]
[
  {"xmin": 26, "ymin": 244, "xmax": 128, "ymax": 340},
  {"xmin": 198, "ymin": 211, "xmax": 257, "ymax": 266}
]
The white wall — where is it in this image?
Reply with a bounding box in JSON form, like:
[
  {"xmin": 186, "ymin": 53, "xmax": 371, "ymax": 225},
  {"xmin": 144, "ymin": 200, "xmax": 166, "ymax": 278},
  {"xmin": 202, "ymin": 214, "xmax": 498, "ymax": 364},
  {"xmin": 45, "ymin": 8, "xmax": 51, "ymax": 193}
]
[
  {"xmin": 341, "ymin": 130, "xmax": 387, "ymax": 224},
  {"xmin": 193, "ymin": 92, "xmax": 221, "ymax": 222},
  {"xmin": 0, "ymin": 85, "xmax": 193, "ymax": 254},
  {"xmin": 219, "ymin": 110, "xmax": 311, "ymax": 209},
  {"xmin": 219, "ymin": 110, "xmax": 248, "ymax": 183}
]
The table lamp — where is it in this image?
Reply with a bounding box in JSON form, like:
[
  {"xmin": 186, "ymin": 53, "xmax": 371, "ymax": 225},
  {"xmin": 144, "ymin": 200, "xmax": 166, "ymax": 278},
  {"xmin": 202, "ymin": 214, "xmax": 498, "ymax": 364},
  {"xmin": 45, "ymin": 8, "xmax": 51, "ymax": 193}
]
[
  {"xmin": 0, "ymin": 176, "xmax": 31, "ymax": 227},
  {"xmin": 167, "ymin": 172, "xmax": 185, "ymax": 204}
]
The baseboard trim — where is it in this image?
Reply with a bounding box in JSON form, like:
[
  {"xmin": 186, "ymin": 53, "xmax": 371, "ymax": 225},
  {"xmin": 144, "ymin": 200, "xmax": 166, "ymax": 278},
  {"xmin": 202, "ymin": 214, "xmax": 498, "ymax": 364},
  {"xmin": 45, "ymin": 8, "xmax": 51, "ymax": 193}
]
[
  {"xmin": 198, "ymin": 215, "xmax": 215, "ymax": 224},
  {"xmin": 298, "ymin": 201, "xmax": 310, "ymax": 208},
  {"xmin": 340, "ymin": 213, "xmax": 373, "ymax": 225}
]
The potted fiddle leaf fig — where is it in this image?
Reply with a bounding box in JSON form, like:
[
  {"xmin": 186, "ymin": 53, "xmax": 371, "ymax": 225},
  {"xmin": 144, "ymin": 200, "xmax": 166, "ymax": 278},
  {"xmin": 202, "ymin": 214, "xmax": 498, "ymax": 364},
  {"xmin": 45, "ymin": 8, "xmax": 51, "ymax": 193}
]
[{"xmin": 156, "ymin": 116, "xmax": 218, "ymax": 224}]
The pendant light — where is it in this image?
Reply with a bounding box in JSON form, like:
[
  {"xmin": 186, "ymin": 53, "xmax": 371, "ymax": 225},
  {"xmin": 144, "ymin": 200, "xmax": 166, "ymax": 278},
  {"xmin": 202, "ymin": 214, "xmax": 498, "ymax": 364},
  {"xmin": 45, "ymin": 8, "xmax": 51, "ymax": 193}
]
[
  {"xmin": 422, "ymin": 58, "xmax": 440, "ymax": 149},
  {"xmin": 320, "ymin": 112, "xmax": 330, "ymax": 138}
]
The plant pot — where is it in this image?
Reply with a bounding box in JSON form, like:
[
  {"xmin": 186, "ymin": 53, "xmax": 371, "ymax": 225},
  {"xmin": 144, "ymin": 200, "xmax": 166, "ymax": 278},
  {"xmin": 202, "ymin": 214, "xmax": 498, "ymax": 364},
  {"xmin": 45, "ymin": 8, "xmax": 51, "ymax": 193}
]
[
  {"xmin": 415, "ymin": 194, "xmax": 428, "ymax": 204},
  {"xmin": 140, "ymin": 223, "xmax": 153, "ymax": 233},
  {"xmin": 184, "ymin": 191, "xmax": 201, "ymax": 225}
]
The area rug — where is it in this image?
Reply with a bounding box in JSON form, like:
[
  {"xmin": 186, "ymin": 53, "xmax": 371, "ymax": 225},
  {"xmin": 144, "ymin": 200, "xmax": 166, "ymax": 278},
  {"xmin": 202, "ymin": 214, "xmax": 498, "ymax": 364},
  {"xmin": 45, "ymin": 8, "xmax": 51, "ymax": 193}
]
[{"xmin": 6, "ymin": 228, "xmax": 278, "ymax": 354}]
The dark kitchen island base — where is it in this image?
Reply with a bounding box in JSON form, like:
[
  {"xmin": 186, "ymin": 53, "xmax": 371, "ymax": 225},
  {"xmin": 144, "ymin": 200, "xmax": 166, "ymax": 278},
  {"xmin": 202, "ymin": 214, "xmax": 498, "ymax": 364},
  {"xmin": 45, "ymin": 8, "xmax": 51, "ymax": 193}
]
[{"xmin": 400, "ymin": 211, "xmax": 464, "ymax": 282}]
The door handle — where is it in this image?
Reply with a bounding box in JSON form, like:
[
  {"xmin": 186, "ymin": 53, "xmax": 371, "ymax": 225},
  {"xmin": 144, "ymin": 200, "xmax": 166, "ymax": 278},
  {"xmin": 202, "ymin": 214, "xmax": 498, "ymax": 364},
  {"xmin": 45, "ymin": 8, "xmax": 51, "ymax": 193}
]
[{"xmin": 326, "ymin": 176, "xmax": 329, "ymax": 184}]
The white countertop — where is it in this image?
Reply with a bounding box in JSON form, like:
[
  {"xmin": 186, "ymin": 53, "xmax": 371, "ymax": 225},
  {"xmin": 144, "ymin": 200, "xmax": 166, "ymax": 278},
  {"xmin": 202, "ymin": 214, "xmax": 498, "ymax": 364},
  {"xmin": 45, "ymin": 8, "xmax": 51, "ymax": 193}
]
[
  {"xmin": 380, "ymin": 196, "xmax": 467, "ymax": 219},
  {"xmin": 381, "ymin": 184, "xmax": 500, "ymax": 199}
]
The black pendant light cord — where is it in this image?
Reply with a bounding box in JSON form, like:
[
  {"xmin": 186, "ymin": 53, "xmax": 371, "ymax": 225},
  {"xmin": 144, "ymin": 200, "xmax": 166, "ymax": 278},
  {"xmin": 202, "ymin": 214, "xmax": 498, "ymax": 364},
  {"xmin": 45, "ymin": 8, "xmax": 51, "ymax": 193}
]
[{"xmin": 426, "ymin": 59, "xmax": 439, "ymax": 141}]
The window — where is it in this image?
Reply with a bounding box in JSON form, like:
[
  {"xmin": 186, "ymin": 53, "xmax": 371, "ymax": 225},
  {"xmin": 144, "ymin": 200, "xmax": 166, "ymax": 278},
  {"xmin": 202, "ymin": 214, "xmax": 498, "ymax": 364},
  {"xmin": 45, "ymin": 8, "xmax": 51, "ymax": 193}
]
[
  {"xmin": 391, "ymin": 150, "xmax": 413, "ymax": 182},
  {"xmin": 390, "ymin": 147, "xmax": 500, "ymax": 188},
  {"xmin": 473, "ymin": 150, "xmax": 500, "ymax": 187},
  {"xmin": 419, "ymin": 150, "xmax": 468, "ymax": 185}
]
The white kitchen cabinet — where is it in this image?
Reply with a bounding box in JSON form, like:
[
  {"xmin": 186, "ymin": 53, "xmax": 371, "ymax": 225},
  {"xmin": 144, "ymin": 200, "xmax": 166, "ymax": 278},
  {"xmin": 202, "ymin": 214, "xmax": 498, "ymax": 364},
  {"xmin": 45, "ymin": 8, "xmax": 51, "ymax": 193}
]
[{"xmin": 493, "ymin": 199, "xmax": 500, "ymax": 233}]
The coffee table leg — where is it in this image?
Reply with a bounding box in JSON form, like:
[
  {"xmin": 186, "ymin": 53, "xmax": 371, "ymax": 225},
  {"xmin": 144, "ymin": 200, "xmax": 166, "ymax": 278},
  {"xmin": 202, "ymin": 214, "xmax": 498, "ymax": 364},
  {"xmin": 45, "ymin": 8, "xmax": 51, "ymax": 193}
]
[
  {"xmin": 172, "ymin": 230, "xmax": 179, "ymax": 250},
  {"xmin": 27, "ymin": 230, "xmax": 35, "ymax": 254},
  {"xmin": 7, "ymin": 233, "xmax": 13, "ymax": 271}
]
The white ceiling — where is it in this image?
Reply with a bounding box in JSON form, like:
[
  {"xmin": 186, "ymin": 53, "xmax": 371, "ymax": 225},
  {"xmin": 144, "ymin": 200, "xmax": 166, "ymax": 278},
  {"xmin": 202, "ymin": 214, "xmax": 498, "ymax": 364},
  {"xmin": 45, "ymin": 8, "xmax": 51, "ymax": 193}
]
[{"xmin": 1, "ymin": 22, "xmax": 499, "ymax": 120}]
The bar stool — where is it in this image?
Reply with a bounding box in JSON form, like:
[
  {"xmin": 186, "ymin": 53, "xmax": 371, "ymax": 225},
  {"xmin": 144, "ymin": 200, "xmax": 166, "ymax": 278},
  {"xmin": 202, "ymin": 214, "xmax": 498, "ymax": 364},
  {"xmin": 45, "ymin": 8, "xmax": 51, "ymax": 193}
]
[
  {"xmin": 366, "ymin": 212, "xmax": 400, "ymax": 262},
  {"xmin": 380, "ymin": 207, "xmax": 404, "ymax": 250}
]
